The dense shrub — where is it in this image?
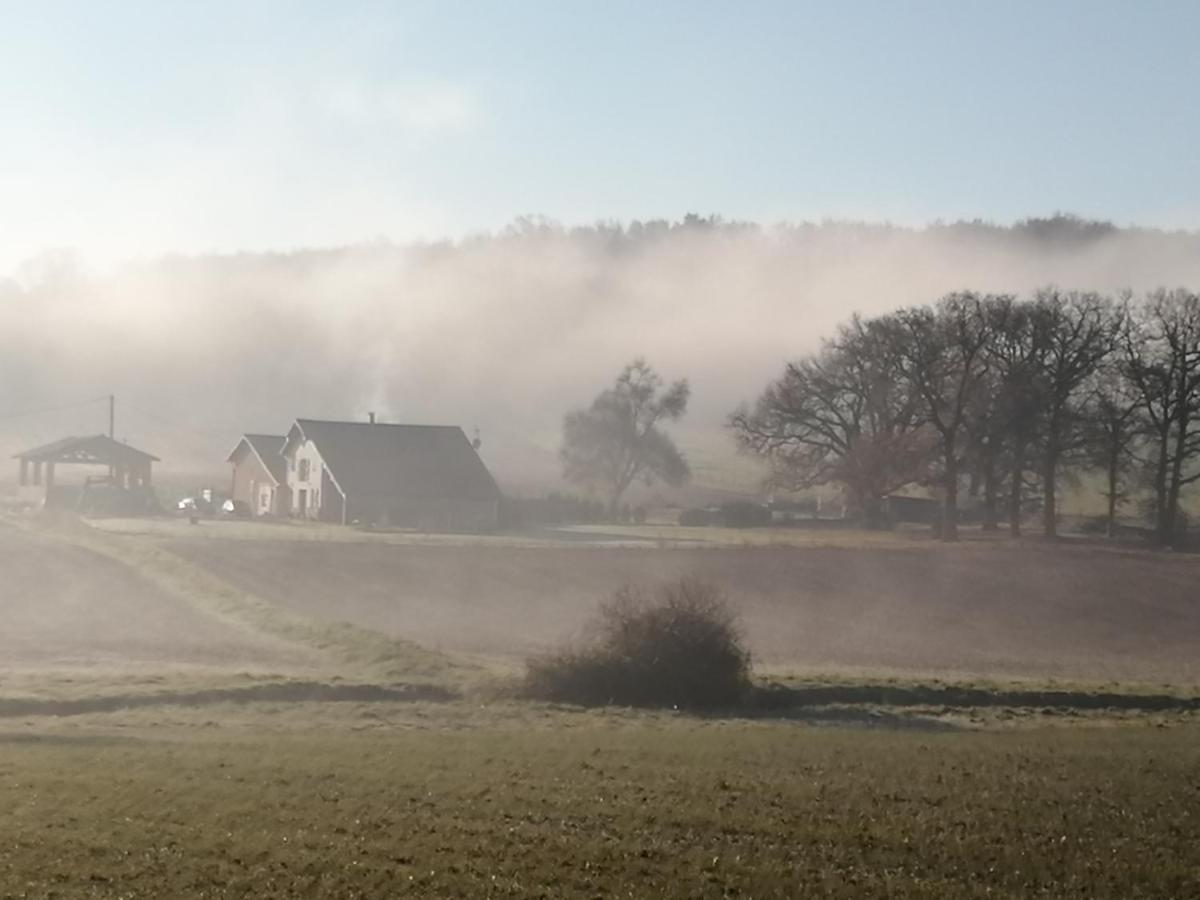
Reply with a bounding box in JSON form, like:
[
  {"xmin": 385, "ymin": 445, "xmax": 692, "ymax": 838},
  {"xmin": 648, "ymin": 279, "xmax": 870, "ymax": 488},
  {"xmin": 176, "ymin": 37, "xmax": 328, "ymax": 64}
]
[
  {"xmin": 499, "ymin": 493, "xmax": 606, "ymax": 528},
  {"xmin": 525, "ymin": 578, "xmax": 752, "ymax": 708},
  {"xmin": 716, "ymin": 501, "xmax": 771, "ymax": 528},
  {"xmin": 1078, "ymin": 516, "xmax": 1112, "ymax": 536},
  {"xmin": 678, "ymin": 507, "xmax": 712, "ymax": 526}
]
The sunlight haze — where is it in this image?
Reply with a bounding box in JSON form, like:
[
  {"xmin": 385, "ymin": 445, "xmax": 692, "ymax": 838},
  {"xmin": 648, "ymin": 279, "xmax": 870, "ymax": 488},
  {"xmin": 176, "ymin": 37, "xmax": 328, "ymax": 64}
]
[{"xmin": 2, "ymin": 0, "xmax": 1198, "ymax": 272}]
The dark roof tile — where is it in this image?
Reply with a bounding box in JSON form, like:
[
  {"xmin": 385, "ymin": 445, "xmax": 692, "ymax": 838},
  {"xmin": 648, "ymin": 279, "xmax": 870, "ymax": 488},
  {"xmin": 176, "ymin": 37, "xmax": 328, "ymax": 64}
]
[
  {"xmin": 14, "ymin": 434, "xmax": 159, "ymax": 463},
  {"xmin": 293, "ymin": 419, "xmax": 500, "ymax": 504}
]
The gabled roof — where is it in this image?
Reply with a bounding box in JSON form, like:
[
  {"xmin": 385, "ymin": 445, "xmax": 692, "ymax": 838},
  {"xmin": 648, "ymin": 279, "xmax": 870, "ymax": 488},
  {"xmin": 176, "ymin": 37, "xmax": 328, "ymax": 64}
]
[
  {"xmin": 13, "ymin": 434, "xmax": 159, "ymax": 464},
  {"xmin": 228, "ymin": 434, "xmax": 287, "ymax": 485},
  {"xmin": 287, "ymin": 419, "xmax": 501, "ymax": 504}
]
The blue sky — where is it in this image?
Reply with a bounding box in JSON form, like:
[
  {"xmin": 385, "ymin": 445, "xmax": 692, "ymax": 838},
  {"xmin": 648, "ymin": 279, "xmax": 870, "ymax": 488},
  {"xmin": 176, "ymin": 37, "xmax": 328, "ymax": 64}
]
[{"xmin": 2, "ymin": 1, "xmax": 1197, "ymax": 271}]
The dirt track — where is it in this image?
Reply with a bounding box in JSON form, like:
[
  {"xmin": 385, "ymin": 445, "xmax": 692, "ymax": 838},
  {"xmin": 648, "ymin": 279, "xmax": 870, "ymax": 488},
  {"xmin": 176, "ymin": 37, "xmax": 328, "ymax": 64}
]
[
  {"xmin": 0, "ymin": 525, "xmax": 306, "ymax": 671},
  {"xmin": 169, "ymin": 538, "xmax": 1200, "ymax": 685}
]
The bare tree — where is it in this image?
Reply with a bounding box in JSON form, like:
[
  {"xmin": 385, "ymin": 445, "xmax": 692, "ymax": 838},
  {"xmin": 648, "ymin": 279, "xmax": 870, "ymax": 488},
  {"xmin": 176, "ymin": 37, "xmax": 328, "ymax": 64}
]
[
  {"xmin": 733, "ymin": 286, "xmax": 1196, "ymax": 545},
  {"xmin": 1083, "ymin": 361, "xmax": 1141, "ymax": 538},
  {"xmin": 1030, "ymin": 289, "xmax": 1119, "ymax": 539},
  {"xmin": 1123, "ymin": 289, "xmax": 1200, "ymax": 546},
  {"xmin": 963, "ymin": 337, "xmax": 1012, "ymax": 532},
  {"xmin": 886, "ymin": 293, "xmax": 995, "ymax": 541},
  {"xmin": 560, "ymin": 358, "xmax": 690, "ymax": 517},
  {"xmin": 982, "ymin": 296, "xmax": 1049, "ymax": 537},
  {"xmin": 729, "ymin": 315, "xmax": 929, "ymax": 526}
]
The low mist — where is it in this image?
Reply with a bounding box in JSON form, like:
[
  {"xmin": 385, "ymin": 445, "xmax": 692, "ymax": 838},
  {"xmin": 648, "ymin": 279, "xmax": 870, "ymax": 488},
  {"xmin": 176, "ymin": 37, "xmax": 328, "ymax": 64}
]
[{"xmin": 4, "ymin": 215, "xmax": 1200, "ymax": 490}]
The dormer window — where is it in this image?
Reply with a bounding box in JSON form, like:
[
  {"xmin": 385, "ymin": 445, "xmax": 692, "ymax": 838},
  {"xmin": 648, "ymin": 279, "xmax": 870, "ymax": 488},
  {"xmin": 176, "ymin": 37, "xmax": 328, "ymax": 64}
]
[{"xmin": 298, "ymin": 458, "xmax": 310, "ymax": 482}]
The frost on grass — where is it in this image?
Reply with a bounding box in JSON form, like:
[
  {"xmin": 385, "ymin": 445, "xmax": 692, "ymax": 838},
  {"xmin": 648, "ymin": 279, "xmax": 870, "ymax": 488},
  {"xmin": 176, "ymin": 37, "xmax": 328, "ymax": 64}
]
[{"xmin": 525, "ymin": 577, "xmax": 752, "ymax": 709}]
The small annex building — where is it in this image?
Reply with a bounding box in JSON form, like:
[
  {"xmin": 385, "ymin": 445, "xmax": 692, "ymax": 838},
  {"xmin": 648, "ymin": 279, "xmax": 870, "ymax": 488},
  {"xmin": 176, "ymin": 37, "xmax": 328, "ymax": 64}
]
[
  {"xmin": 13, "ymin": 434, "xmax": 158, "ymax": 511},
  {"xmin": 227, "ymin": 434, "xmax": 289, "ymax": 516},
  {"xmin": 281, "ymin": 418, "xmax": 502, "ymax": 531}
]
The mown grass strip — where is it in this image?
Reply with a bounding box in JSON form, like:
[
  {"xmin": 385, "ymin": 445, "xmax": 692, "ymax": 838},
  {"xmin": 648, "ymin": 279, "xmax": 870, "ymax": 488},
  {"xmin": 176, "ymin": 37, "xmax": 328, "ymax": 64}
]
[
  {"xmin": 754, "ymin": 681, "xmax": 1200, "ymax": 713},
  {"xmin": 22, "ymin": 514, "xmax": 478, "ymax": 688},
  {"xmin": 0, "ymin": 681, "xmax": 455, "ymax": 719}
]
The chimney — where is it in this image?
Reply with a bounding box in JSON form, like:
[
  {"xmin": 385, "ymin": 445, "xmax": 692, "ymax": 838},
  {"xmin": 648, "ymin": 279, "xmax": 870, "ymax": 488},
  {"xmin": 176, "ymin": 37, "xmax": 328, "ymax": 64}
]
[{"xmin": 368, "ymin": 412, "xmax": 376, "ymax": 425}]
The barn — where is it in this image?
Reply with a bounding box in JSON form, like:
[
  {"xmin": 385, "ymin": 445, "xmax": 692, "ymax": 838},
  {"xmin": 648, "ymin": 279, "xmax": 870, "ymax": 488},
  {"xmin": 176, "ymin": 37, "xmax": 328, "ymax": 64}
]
[
  {"xmin": 280, "ymin": 418, "xmax": 502, "ymax": 531},
  {"xmin": 227, "ymin": 434, "xmax": 289, "ymax": 516}
]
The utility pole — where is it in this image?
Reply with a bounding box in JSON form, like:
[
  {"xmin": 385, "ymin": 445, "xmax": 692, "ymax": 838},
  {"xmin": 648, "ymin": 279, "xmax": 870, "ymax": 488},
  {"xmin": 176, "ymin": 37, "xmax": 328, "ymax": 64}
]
[{"xmin": 107, "ymin": 394, "xmax": 116, "ymax": 482}]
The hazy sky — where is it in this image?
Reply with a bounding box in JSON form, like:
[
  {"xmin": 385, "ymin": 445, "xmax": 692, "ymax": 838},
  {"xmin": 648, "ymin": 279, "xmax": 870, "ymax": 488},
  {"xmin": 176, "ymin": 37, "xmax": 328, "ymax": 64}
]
[{"xmin": 2, "ymin": 1, "xmax": 1197, "ymax": 272}]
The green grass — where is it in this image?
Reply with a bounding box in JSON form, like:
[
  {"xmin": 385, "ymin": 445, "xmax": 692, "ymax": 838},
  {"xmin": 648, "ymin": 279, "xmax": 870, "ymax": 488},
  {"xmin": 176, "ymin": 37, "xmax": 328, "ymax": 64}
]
[{"xmin": 1, "ymin": 722, "xmax": 1198, "ymax": 898}]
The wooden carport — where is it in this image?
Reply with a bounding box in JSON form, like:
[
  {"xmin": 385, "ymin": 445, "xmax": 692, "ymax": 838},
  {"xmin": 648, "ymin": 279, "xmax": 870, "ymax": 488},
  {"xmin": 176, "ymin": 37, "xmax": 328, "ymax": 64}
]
[{"xmin": 14, "ymin": 435, "xmax": 158, "ymax": 504}]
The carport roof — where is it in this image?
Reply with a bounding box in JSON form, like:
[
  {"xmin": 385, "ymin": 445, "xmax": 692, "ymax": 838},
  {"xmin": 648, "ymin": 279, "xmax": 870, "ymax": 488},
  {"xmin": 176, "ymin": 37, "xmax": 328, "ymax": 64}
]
[{"xmin": 13, "ymin": 434, "xmax": 160, "ymax": 464}]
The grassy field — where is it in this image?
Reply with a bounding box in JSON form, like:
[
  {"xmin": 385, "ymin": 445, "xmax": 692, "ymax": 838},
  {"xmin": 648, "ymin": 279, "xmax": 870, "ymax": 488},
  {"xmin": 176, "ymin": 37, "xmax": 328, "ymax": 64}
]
[
  {"xmin": 2, "ymin": 720, "xmax": 1198, "ymax": 898},
  {"xmin": 165, "ymin": 533, "xmax": 1200, "ymax": 685},
  {"xmin": 4, "ymin": 514, "xmax": 1200, "ymax": 896},
  {"xmin": 9, "ymin": 511, "xmax": 1200, "ymax": 692},
  {"xmin": 0, "ymin": 518, "xmax": 473, "ymax": 702},
  {"xmin": 0, "ymin": 522, "xmax": 314, "ymax": 679}
]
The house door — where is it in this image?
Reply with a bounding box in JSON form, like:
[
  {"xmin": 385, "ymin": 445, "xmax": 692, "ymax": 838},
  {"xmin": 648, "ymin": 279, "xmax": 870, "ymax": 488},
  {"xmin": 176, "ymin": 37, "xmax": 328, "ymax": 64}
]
[{"xmin": 297, "ymin": 489, "xmax": 308, "ymax": 516}]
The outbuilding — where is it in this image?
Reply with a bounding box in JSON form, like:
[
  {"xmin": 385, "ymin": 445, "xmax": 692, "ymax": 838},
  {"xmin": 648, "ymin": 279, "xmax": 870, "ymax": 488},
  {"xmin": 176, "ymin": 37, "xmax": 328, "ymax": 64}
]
[{"xmin": 13, "ymin": 434, "xmax": 158, "ymax": 511}]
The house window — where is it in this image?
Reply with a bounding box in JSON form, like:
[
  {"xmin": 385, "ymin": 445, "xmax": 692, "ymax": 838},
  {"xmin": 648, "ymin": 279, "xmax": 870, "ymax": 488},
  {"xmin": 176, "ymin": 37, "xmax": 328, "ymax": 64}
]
[{"xmin": 298, "ymin": 459, "xmax": 310, "ymax": 482}]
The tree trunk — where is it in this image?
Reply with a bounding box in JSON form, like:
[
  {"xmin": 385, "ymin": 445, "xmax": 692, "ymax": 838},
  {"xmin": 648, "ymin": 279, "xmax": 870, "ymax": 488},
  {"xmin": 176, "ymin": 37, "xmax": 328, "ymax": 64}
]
[
  {"xmin": 981, "ymin": 444, "xmax": 998, "ymax": 531},
  {"xmin": 1166, "ymin": 413, "xmax": 1191, "ymax": 549},
  {"xmin": 942, "ymin": 444, "xmax": 959, "ymax": 542},
  {"xmin": 1165, "ymin": 476, "xmax": 1181, "ymax": 549},
  {"xmin": 1042, "ymin": 449, "xmax": 1058, "ymax": 540},
  {"xmin": 862, "ymin": 493, "xmax": 887, "ymax": 530},
  {"xmin": 1105, "ymin": 443, "xmax": 1119, "ymax": 539},
  {"xmin": 607, "ymin": 484, "xmax": 628, "ymax": 522},
  {"xmin": 1008, "ymin": 437, "xmax": 1025, "ymax": 537},
  {"xmin": 1151, "ymin": 428, "xmax": 1171, "ymax": 545}
]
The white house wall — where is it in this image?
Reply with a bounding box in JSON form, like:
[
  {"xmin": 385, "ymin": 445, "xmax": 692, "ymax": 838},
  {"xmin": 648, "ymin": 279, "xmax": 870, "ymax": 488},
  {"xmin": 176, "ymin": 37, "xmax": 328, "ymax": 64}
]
[{"xmin": 286, "ymin": 439, "xmax": 329, "ymax": 519}]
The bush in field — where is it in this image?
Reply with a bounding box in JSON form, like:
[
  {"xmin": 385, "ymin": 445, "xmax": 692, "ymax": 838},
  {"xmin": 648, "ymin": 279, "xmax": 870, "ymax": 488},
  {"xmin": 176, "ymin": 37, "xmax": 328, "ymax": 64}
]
[{"xmin": 525, "ymin": 578, "xmax": 752, "ymax": 708}]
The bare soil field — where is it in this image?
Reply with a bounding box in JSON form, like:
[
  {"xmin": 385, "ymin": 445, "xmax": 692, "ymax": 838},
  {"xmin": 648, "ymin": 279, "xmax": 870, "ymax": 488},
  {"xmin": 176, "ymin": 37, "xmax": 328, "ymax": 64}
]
[
  {"xmin": 168, "ymin": 537, "xmax": 1200, "ymax": 685},
  {"xmin": 0, "ymin": 524, "xmax": 309, "ymax": 674}
]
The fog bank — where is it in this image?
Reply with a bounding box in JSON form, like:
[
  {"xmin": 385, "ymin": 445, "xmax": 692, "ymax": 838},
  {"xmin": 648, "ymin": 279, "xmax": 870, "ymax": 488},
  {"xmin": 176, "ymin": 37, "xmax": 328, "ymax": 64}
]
[{"xmin": 3, "ymin": 216, "xmax": 1199, "ymax": 493}]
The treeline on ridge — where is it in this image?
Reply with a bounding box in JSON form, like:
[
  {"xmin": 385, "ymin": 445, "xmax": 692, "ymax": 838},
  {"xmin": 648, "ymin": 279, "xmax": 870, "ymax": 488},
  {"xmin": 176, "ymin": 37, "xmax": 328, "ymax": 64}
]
[{"xmin": 730, "ymin": 288, "xmax": 1200, "ymax": 546}]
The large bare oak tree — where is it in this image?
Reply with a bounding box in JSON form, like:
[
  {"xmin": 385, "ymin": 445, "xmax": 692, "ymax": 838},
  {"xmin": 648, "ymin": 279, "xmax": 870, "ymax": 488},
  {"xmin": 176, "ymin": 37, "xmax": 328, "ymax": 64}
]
[{"xmin": 729, "ymin": 315, "xmax": 929, "ymax": 527}]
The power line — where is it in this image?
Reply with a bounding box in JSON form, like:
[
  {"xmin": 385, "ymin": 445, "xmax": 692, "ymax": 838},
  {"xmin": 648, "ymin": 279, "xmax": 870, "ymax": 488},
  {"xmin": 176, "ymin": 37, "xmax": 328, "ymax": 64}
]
[
  {"xmin": 0, "ymin": 395, "xmax": 110, "ymax": 425},
  {"xmin": 0, "ymin": 394, "xmax": 249, "ymax": 452},
  {"xmin": 119, "ymin": 401, "xmax": 239, "ymax": 444}
]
